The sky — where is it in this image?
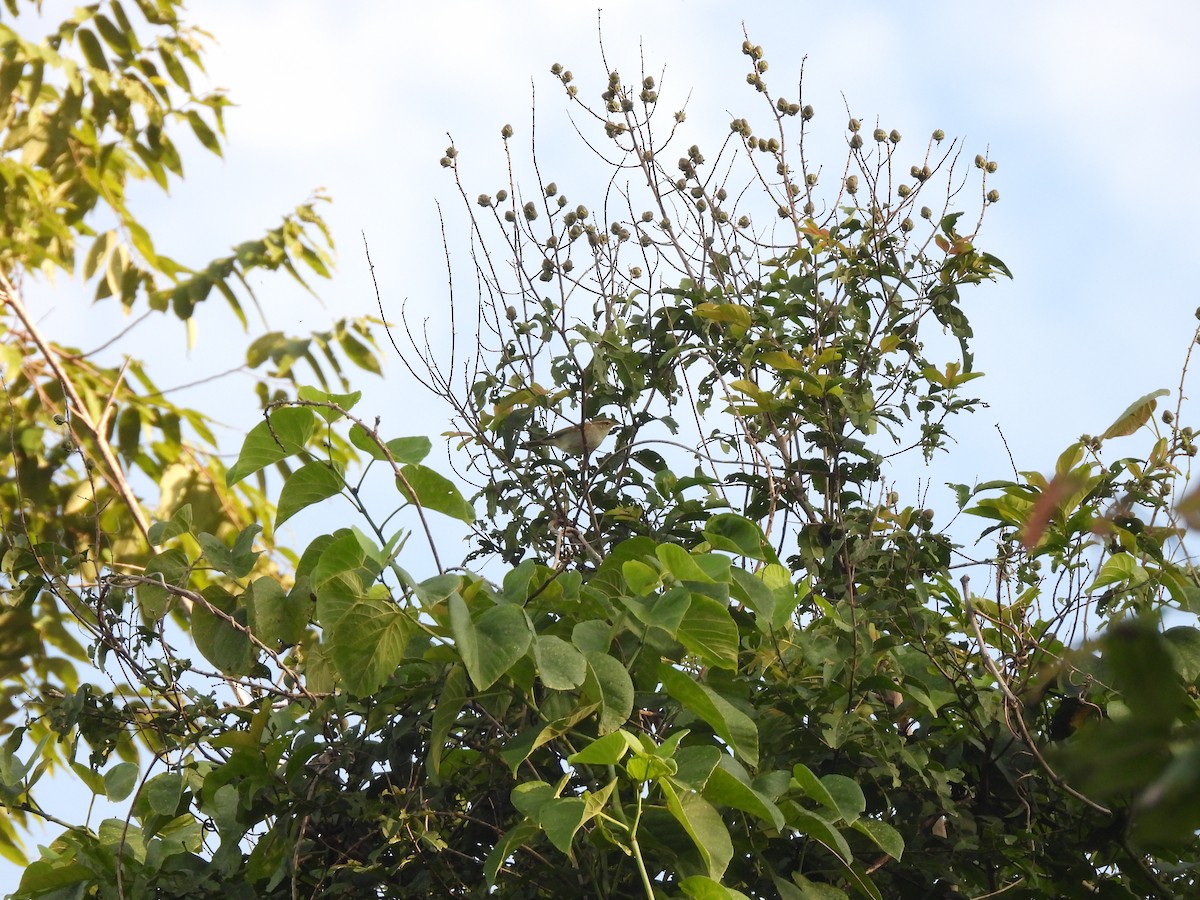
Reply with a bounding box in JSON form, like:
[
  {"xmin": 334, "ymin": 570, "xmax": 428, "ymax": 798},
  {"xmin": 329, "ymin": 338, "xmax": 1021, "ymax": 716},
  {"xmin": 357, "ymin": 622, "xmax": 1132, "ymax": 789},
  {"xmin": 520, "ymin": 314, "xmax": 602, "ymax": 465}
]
[{"xmin": 8, "ymin": 0, "xmax": 1200, "ymax": 889}]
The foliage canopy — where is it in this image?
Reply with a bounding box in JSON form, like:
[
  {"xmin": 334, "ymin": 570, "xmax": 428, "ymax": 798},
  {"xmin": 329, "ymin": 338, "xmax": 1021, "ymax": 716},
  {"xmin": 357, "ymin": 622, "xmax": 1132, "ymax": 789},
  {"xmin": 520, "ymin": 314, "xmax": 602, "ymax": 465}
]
[{"xmin": 3, "ymin": 4, "xmax": 1200, "ymax": 899}]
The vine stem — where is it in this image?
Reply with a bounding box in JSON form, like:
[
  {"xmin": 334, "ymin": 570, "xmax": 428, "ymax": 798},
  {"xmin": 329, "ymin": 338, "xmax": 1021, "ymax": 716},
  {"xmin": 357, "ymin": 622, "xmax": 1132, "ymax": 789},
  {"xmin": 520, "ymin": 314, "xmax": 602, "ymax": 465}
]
[
  {"xmin": 0, "ymin": 272, "xmax": 151, "ymax": 545},
  {"xmin": 959, "ymin": 575, "xmax": 1111, "ymax": 816},
  {"xmin": 628, "ymin": 786, "xmax": 656, "ymax": 900}
]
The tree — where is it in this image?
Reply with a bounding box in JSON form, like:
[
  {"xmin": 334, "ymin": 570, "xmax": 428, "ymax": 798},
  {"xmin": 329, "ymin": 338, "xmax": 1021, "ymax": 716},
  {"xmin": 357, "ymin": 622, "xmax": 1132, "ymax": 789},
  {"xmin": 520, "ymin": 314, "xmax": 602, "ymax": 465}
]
[{"xmin": 4, "ymin": 5, "xmax": 1200, "ymax": 899}]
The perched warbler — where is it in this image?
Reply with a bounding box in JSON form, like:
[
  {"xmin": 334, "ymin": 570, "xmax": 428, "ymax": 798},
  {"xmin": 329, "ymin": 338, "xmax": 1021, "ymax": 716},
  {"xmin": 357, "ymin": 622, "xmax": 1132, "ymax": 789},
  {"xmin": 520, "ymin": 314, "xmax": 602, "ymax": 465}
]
[{"xmin": 528, "ymin": 416, "xmax": 619, "ymax": 454}]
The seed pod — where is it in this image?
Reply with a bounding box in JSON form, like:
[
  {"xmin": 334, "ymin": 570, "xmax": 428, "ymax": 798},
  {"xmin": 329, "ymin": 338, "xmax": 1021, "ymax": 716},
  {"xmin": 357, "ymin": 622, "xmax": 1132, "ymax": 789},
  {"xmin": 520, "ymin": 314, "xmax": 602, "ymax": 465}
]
[
  {"xmin": 496, "ymin": 189, "xmax": 509, "ymax": 202},
  {"xmin": 801, "ymin": 104, "xmax": 814, "ymax": 120},
  {"xmin": 477, "ymin": 194, "xmax": 492, "ymax": 207},
  {"xmin": 889, "ymin": 129, "xmax": 901, "ymax": 143},
  {"xmin": 873, "ymin": 127, "xmax": 887, "ymax": 142},
  {"xmin": 501, "ymin": 124, "xmax": 513, "ymax": 139},
  {"xmin": 986, "ymin": 160, "xmax": 998, "ymax": 173},
  {"xmin": 920, "ymin": 206, "xmax": 932, "ymax": 219},
  {"xmin": 932, "ymin": 129, "xmax": 945, "ymax": 141},
  {"xmin": 900, "ymin": 217, "xmax": 914, "ymax": 232},
  {"xmin": 849, "ymin": 118, "xmax": 861, "ymax": 132},
  {"xmin": 986, "ymin": 189, "xmax": 1000, "ymax": 203},
  {"xmin": 845, "ymin": 175, "xmax": 859, "ymax": 194},
  {"xmin": 805, "ymin": 173, "xmax": 818, "ymax": 187},
  {"xmin": 850, "ymin": 134, "xmax": 863, "ymax": 149},
  {"xmin": 545, "ymin": 182, "xmax": 557, "ymax": 196}
]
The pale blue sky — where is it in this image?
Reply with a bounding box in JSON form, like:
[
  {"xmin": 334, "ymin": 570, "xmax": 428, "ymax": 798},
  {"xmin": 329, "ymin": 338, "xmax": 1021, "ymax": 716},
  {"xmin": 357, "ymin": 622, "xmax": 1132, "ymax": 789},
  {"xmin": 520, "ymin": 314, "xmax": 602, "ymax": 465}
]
[{"xmin": 8, "ymin": 0, "xmax": 1200, "ymax": 889}]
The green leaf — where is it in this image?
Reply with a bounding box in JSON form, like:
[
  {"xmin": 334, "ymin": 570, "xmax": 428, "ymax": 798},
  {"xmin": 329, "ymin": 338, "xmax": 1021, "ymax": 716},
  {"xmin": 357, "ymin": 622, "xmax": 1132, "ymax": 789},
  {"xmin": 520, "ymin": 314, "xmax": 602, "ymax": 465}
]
[
  {"xmin": 192, "ymin": 587, "xmax": 256, "ymax": 677},
  {"xmin": 785, "ymin": 806, "xmax": 852, "ymax": 862},
  {"xmin": 622, "ymin": 559, "xmax": 661, "ymax": 594},
  {"xmin": 69, "ymin": 762, "xmax": 104, "ymax": 796},
  {"xmin": 622, "ymin": 584, "xmax": 691, "ymax": 636},
  {"xmin": 246, "ymin": 576, "xmax": 309, "ymax": 647},
  {"xmin": 730, "ymin": 568, "xmax": 776, "ymax": 630},
  {"xmin": 657, "ymin": 543, "xmax": 714, "ymax": 582},
  {"xmin": 1164, "ymin": 626, "xmax": 1200, "ymax": 684},
  {"xmin": 534, "ymin": 635, "xmax": 587, "ymax": 689},
  {"xmin": 704, "ymin": 758, "xmax": 785, "ymax": 829},
  {"xmin": 297, "ymin": 385, "xmax": 361, "ymax": 421},
  {"xmin": 1100, "ymin": 389, "xmax": 1169, "ymax": 440},
  {"xmin": 103, "ymin": 762, "xmax": 138, "ymax": 802},
  {"xmin": 186, "ymin": 109, "xmax": 222, "ymax": 156},
  {"xmin": 449, "ymin": 594, "xmax": 532, "ymax": 690},
  {"xmin": 791, "ymin": 764, "xmax": 838, "ymax": 817},
  {"xmin": 427, "ymin": 664, "xmax": 468, "ymax": 777},
  {"xmin": 338, "ymin": 328, "xmax": 382, "ymax": 374},
  {"xmin": 349, "ymin": 424, "xmax": 431, "ymax": 463},
  {"xmin": 116, "ymin": 406, "xmax": 140, "ymax": 461},
  {"xmin": 704, "ymin": 514, "xmax": 775, "ymax": 562},
  {"xmin": 659, "ymin": 664, "xmax": 758, "ymax": 766},
  {"xmin": 671, "ymin": 745, "xmax": 722, "ymax": 790},
  {"xmin": 583, "ymin": 652, "xmax": 635, "ymax": 734},
  {"xmin": 147, "ymin": 504, "xmax": 194, "ymax": 546},
  {"xmin": 539, "ymin": 797, "xmax": 587, "ymax": 855},
  {"xmin": 662, "ymin": 780, "xmax": 733, "ymax": 880},
  {"xmin": 572, "ymin": 620, "xmax": 612, "ymax": 655},
  {"xmin": 143, "ymin": 772, "xmax": 184, "ymax": 818},
  {"xmin": 1088, "ymin": 553, "xmax": 1150, "ymax": 594},
  {"xmin": 677, "ymin": 594, "xmax": 739, "ymax": 669},
  {"xmin": 138, "ymin": 548, "xmax": 191, "ymax": 623},
  {"xmin": 852, "ymin": 819, "xmax": 904, "ymax": 860},
  {"xmin": 321, "ymin": 595, "xmax": 410, "ymax": 696},
  {"xmin": 680, "ymin": 876, "xmax": 752, "ymax": 900},
  {"xmin": 568, "ymin": 730, "xmax": 638, "ymax": 766},
  {"xmin": 226, "ymin": 408, "xmax": 317, "ymax": 485},
  {"xmin": 786, "ymin": 874, "xmax": 849, "ymax": 900},
  {"xmin": 397, "ymin": 463, "xmax": 475, "ymax": 524},
  {"xmin": 276, "ymin": 460, "xmax": 344, "ymax": 528},
  {"xmin": 819, "ymin": 774, "xmax": 866, "ymax": 824},
  {"xmin": 198, "ymin": 530, "xmax": 259, "ymax": 579},
  {"xmin": 484, "ymin": 822, "xmax": 538, "ymax": 888},
  {"xmin": 77, "ymin": 27, "xmax": 109, "ymax": 71}
]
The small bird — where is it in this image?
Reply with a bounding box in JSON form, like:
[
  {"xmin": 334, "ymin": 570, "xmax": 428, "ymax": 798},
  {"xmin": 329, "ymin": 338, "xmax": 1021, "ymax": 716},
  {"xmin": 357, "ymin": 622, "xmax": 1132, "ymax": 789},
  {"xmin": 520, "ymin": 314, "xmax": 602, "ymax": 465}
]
[{"xmin": 528, "ymin": 416, "xmax": 619, "ymax": 454}]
